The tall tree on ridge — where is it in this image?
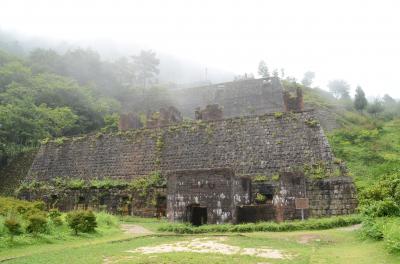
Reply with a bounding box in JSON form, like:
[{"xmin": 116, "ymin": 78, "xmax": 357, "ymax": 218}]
[
  {"xmin": 354, "ymin": 86, "xmax": 368, "ymax": 113},
  {"xmin": 258, "ymin": 60, "xmax": 270, "ymax": 78},
  {"xmin": 132, "ymin": 50, "xmax": 160, "ymax": 88}
]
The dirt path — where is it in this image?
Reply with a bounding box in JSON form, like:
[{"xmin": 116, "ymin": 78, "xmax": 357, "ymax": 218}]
[
  {"xmin": 338, "ymin": 224, "xmax": 362, "ymax": 231},
  {"xmin": 120, "ymin": 224, "xmax": 153, "ymax": 235}
]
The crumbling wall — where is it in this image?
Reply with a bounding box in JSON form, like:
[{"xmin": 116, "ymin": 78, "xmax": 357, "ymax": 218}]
[
  {"xmin": 173, "ymin": 77, "xmax": 284, "ymax": 118},
  {"xmin": 119, "ymin": 113, "xmax": 143, "ymax": 131},
  {"xmin": 273, "ymin": 172, "xmax": 308, "ymax": 221},
  {"xmin": 283, "ymin": 87, "xmax": 304, "ymax": 112},
  {"xmin": 147, "ymin": 106, "xmax": 183, "ymax": 128},
  {"xmin": 307, "ymin": 177, "xmax": 358, "ymax": 217},
  {"xmin": 195, "ymin": 104, "xmax": 223, "ymax": 121},
  {"xmin": 18, "ymin": 186, "xmax": 166, "ymax": 217},
  {"xmin": 166, "ymin": 168, "xmax": 250, "ymax": 224},
  {"xmin": 243, "ymin": 174, "xmax": 356, "ymax": 222},
  {"xmin": 28, "ymin": 110, "xmax": 334, "ymax": 181}
]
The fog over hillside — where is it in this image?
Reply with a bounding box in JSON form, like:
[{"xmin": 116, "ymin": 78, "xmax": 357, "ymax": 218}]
[{"xmin": 0, "ymin": 29, "xmax": 235, "ymax": 86}]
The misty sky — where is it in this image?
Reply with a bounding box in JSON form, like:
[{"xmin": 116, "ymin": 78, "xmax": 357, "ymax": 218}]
[{"xmin": 1, "ymin": 0, "xmax": 400, "ymax": 98}]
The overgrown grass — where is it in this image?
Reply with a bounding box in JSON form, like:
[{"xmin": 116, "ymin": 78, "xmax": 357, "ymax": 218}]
[
  {"xmin": 359, "ymin": 217, "xmax": 400, "ymax": 254},
  {"xmin": 158, "ymin": 215, "xmax": 362, "ymax": 234},
  {"xmin": 0, "ymin": 197, "xmax": 121, "ymax": 249}
]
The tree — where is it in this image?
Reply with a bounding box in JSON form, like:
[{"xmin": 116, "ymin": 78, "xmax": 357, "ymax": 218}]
[
  {"xmin": 367, "ymin": 99, "xmax": 384, "ymax": 117},
  {"xmin": 272, "ymin": 69, "xmax": 279, "ymax": 78},
  {"xmin": 354, "ymin": 86, "xmax": 368, "ymax": 113},
  {"xmin": 280, "ymin": 68, "xmax": 285, "ymax": 78},
  {"xmin": 328, "ymin": 79, "xmax": 350, "ymax": 100},
  {"xmin": 28, "ymin": 48, "xmax": 64, "ymax": 74},
  {"xmin": 131, "ymin": 50, "xmax": 160, "ymax": 88},
  {"xmin": 301, "ymin": 71, "xmax": 315, "ymax": 87},
  {"xmin": 257, "ymin": 60, "xmax": 270, "ymax": 78},
  {"xmin": 66, "ymin": 210, "xmax": 97, "ymax": 235},
  {"xmin": 383, "ymin": 94, "xmax": 396, "ymax": 106}
]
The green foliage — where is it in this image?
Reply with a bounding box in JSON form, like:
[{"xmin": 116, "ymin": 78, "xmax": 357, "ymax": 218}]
[
  {"xmin": 66, "ymin": 210, "xmax": 97, "ymax": 235},
  {"xmin": 67, "ymin": 179, "xmax": 85, "ymax": 189},
  {"xmin": 367, "ymin": 99, "xmax": 384, "ymax": 117},
  {"xmin": 359, "ymin": 217, "xmax": 384, "ymax": 240},
  {"xmin": 4, "ymin": 215, "xmax": 22, "ymax": 239},
  {"xmin": 274, "ymin": 112, "xmax": 283, "ymax": 119},
  {"xmin": 101, "ymin": 113, "xmax": 120, "ymax": 133},
  {"xmin": 354, "ymin": 86, "xmax": 368, "ymax": 112},
  {"xmin": 253, "ymin": 175, "xmax": 268, "ymax": 182},
  {"xmin": 155, "ymin": 135, "xmax": 164, "ymax": 152},
  {"xmin": 358, "ymin": 173, "xmax": 400, "ymax": 217},
  {"xmin": 158, "ymin": 215, "xmax": 362, "ymax": 234},
  {"xmin": 271, "ymin": 174, "xmax": 280, "ymax": 181},
  {"xmin": 95, "ymin": 211, "xmax": 119, "ymax": 228},
  {"xmin": 48, "ymin": 209, "xmax": 63, "ymax": 226},
  {"xmin": 26, "ymin": 213, "xmax": 48, "ymax": 234},
  {"xmin": 89, "ymin": 178, "xmax": 128, "ymax": 189},
  {"xmin": 359, "ymin": 217, "xmax": 400, "ymax": 255},
  {"xmin": 303, "ymin": 161, "xmax": 330, "ymax": 179},
  {"xmin": 0, "ymin": 196, "xmax": 45, "ymax": 217},
  {"xmin": 305, "ymin": 118, "xmax": 319, "ymax": 127},
  {"xmin": 384, "ymin": 224, "xmax": 400, "ymax": 254},
  {"xmin": 128, "ymin": 171, "xmax": 165, "ymax": 197},
  {"xmin": 255, "ymin": 193, "xmax": 266, "ymax": 203}
]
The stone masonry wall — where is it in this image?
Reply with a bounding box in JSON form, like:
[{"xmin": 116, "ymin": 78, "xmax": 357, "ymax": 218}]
[
  {"xmin": 307, "ymin": 177, "xmax": 358, "ymax": 217},
  {"xmin": 166, "ymin": 168, "xmax": 250, "ymax": 224},
  {"xmin": 18, "ymin": 186, "xmax": 166, "ymax": 217},
  {"xmin": 173, "ymin": 78, "xmax": 340, "ymax": 131},
  {"xmin": 28, "ymin": 110, "xmax": 334, "ymax": 182},
  {"xmin": 173, "ymin": 77, "xmax": 285, "ymax": 118}
]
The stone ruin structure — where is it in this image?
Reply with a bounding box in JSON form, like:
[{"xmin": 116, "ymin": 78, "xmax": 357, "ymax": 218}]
[
  {"xmin": 118, "ymin": 113, "xmax": 143, "ymax": 131},
  {"xmin": 22, "ymin": 84, "xmax": 358, "ymax": 224},
  {"xmin": 146, "ymin": 106, "xmax": 183, "ymax": 128},
  {"xmin": 195, "ymin": 104, "xmax": 223, "ymax": 121},
  {"xmin": 172, "ymin": 77, "xmax": 340, "ymax": 131},
  {"xmin": 283, "ymin": 87, "xmax": 304, "ymax": 112}
]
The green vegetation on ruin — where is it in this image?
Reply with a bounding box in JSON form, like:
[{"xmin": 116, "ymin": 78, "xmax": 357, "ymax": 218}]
[{"xmin": 17, "ymin": 171, "xmax": 166, "ymax": 197}]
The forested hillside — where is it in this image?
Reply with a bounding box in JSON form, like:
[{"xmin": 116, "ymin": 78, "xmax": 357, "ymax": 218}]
[{"xmin": 0, "ymin": 47, "xmax": 174, "ymax": 167}]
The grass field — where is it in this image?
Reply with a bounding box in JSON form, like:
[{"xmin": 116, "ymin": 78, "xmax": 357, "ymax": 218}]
[{"xmin": 1, "ymin": 217, "xmax": 399, "ymax": 264}]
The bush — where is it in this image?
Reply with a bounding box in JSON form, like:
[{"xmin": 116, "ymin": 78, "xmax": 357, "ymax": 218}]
[
  {"xmin": 0, "ymin": 197, "xmax": 45, "ymax": 218},
  {"xmin": 359, "ymin": 218, "xmax": 384, "ymax": 240},
  {"xmin": 48, "ymin": 209, "xmax": 63, "ymax": 226},
  {"xmin": 384, "ymin": 224, "xmax": 400, "ymax": 254},
  {"xmin": 4, "ymin": 216, "xmax": 22, "ymax": 240},
  {"xmin": 96, "ymin": 211, "xmax": 118, "ymax": 228},
  {"xmin": 26, "ymin": 214, "xmax": 48, "ymax": 234},
  {"xmin": 361, "ymin": 199, "xmax": 400, "ymax": 217},
  {"xmin": 66, "ymin": 210, "xmax": 97, "ymax": 235},
  {"xmin": 158, "ymin": 215, "xmax": 362, "ymax": 234}
]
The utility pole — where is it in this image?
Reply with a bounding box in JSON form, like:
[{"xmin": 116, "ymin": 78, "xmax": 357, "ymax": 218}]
[{"xmin": 205, "ymin": 67, "xmax": 208, "ymax": 81}]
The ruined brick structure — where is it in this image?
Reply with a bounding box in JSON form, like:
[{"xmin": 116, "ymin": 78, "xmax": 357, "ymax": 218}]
[
  {"xmin": 28, "ymin": 110, "xmax": 334, "ymax": 181},
  {"xmin": 173, "ymin": 77, "xmax": 284, "ymax": 119},
  {"xmin": 172, "ymin": 77, "xmax": 339, "ymax": 131},
  {"xmin": 146, "ymin": 106, "xmax": 183, "ymax": 128},
  {"xmin": 283, "ymin": 87, "xmax": 304, "ymax": 112},
  {"xmin": 166, "ymin": 168, "xmax": 251, "ymax": 224},
  {"xmin": 24, "ymin": 107, "xmax": 357, "ymax": 223},
  {"xmin": 119, "ymin": 113, "xmax": 143, "ymax": 131},
  {"xmin": 195, "ymin": 104, "xmax": 223, "ymax": 121}
]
